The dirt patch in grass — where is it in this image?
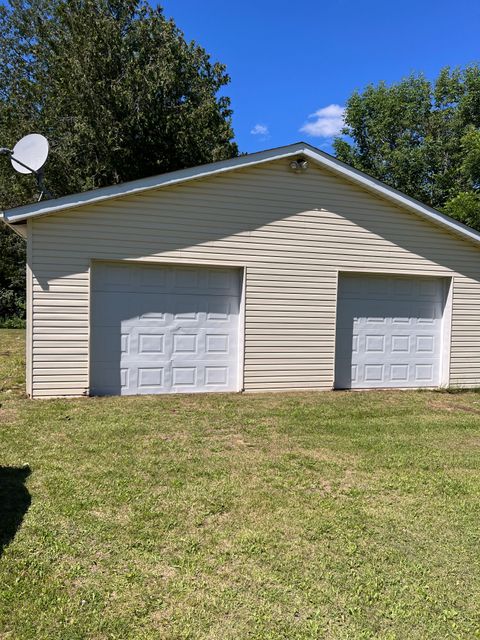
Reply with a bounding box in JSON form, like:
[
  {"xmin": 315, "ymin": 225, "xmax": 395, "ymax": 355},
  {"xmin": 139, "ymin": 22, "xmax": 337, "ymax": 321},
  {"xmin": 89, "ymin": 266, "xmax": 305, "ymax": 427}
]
[
  {"xmin": 0, "ymin": 406, "xmax": 18, "ymax": 423},
  {"xmin": 428, "ymin": 397, "xmax": 480, "ymax": 415},
  {"xmin": 0, "ymin": 331, "xmax": 480, "ymax": 639}
]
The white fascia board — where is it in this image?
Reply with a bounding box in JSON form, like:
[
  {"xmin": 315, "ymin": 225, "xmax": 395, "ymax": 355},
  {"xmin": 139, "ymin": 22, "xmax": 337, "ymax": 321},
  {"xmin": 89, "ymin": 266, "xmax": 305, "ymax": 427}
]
[
  {"xmin": 3, "ymin": 141, "xmax": 480, "ymax": 248},
  {"xmin": 300, "ymin": 148, "xmax": 480, "ymax": 247},
  {"xmin": 1, "ymin": 144, "xmax": 305, "ymax": 223}
]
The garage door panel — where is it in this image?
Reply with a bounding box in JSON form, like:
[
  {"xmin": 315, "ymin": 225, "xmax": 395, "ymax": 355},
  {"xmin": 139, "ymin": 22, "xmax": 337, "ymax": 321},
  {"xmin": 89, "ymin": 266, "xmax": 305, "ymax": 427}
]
[
  {"xmin": 415, "ymin": 363, "xmax": 435, "ymax": 383},
  {"xmin": 335, "ymin": 328, "xmax": 356, "ymax": 359},
  {"xmin": 137, "ymin": 366, "xmax": 166, "ymax": 392},
  {"xmin": 335, "ymin": 274, "xmax": 447, "ymax": 389},
  {"xmin": 91, "ymin": 363, "xmax": 128, "ymax": 394},
  {"xmin": 364, "ymin": 334, "xmax": 385, "ymax": 353},
  {"xmin": 171, "ymin": 294, "xmax": 207, "ymax": 320},
  {"xmin": 93, "ymin": 263, "xmax": 136, "ymax": 292},
  {"xmin": 137, "ymin": 330, "xmax": 165, "ymax": 356},
  {"xmin": 137, "ymin": 265, "xmax": 170, "ymax": 291},
  {"xmin": 339, "ymin": 301, "xmax": 444, "ymax": 325},
  {"xmin": 391, "ymin": 335, "xmax": 411, "ymax": 353},
  {"xmin": 91, "ymin": 263, "xmax": 241, "ymax": 395},
  {"xmin": 92, "ymin": 292, "xmax": 170, "ymax": 327},
  {"xmin": 390, "ymin": 364, "xmax": 409, "ymax": 383},
  {"xmin": 343, "ymin": 274, "xmax": 444, "ymax": 300},
  {"xmin": 90, "ymin": 326, "xmax": 122, "ymax": 359},
  {"xmin": 335, "ymin": 356, "xmax": 355, "ymax": 388}
]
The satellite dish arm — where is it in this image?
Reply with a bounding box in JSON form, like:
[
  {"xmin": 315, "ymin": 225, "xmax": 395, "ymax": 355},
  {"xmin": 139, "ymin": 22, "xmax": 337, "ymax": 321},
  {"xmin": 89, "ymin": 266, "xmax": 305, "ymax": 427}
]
[
  {"xmin": 0, "ymin": 147, "xmax": 53, "ymax": 201},
  {"xmin": 1, "ymin": 147, "xmax": 35, "ymax": 172},
  {"xmin": 11, "ymin": 155, "xmax": 37, "ymax": 175},
  {"xmin": 34, "ymin": 168, "xmax": 53, "ymax": 201}
]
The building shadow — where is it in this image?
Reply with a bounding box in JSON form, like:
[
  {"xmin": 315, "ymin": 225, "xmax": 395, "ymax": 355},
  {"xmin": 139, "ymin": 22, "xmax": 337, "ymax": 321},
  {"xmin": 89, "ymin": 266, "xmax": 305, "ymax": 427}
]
[{"xmin": 0, "ymin": 466, "xmax": 31, "ymax": 558}]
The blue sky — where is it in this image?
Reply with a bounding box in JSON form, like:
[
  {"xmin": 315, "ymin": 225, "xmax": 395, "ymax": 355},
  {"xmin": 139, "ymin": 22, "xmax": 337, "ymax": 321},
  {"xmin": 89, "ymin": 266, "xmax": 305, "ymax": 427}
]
[{"xmin": 161, "ymin": 0, "xmax": 480, "ymax": 153}]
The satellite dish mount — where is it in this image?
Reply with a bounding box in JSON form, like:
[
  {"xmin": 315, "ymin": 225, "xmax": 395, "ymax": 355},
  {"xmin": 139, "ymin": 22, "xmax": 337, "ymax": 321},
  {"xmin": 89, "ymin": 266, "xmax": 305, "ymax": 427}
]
[{"xmin": 0, "ymin": 133, "xmax": 52, "ymax": 201}]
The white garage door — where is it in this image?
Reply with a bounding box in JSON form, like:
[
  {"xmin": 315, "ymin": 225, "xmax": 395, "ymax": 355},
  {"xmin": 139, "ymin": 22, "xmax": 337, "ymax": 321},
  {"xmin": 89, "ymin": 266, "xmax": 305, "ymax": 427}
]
[
  {"xmin": 335, "ymin": 274, "xmax": 447, "ymax": 389},
  {"xmin": 91, "ymin": 263, "xmax": 241, "ymax": 395}
]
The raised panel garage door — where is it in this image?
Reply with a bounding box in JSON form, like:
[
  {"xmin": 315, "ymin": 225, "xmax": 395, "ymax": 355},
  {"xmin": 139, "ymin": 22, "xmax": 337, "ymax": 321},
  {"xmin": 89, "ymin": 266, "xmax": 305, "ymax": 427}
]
[
  {"xmin": 335, "ymin": 274, "xmax": 448, "ymax": 389},
  {"xmin": 91, "ymin": 263, "xmax": 241, "ymax": 395}
]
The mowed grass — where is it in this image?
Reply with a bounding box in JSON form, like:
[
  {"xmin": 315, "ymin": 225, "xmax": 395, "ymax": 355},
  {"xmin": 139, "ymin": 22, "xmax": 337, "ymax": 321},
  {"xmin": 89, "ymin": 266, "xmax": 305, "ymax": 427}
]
[{"xmin": 0, "ymin": 330, "xmax": 479, "ymax": 639}]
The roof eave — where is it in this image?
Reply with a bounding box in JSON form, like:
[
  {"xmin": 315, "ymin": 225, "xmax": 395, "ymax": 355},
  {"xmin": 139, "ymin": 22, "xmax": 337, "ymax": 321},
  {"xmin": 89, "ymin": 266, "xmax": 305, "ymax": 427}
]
[
  {"xmin": 3, "ymin": 141, "xmax": 480, "ymax": 248},
  {"xmin": 0, "ymin": 213, "xmax": 27, "ymax": 238},
  {"xmin": 300, "ymin": 148, "xmax": 480, "ymax": 247},
  {"xmin": 1, "ymin": 143, "xmax": 311, "ymax": 224}
]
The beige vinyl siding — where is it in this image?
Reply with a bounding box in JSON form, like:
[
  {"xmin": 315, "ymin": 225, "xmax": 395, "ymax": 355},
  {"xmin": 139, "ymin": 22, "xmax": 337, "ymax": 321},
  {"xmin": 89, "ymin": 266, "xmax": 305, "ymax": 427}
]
[{"xmin": 28, "ymin": 159, "xmax": 480, "ymax": 397}]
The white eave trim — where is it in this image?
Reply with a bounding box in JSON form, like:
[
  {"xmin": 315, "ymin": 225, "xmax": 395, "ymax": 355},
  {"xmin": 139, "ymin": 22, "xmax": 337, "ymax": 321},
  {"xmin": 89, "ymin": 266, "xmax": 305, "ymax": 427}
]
[
  {"xmin": 1, "ymin": 145, "xmax": 303, "ymax": 223},
  {"xmin": 3, "ymin": 141, "xmax": 480, "ymax": 248},
  {"xmin": 300, "ymin": 148, "xmax": 480, "ymax": 247}
]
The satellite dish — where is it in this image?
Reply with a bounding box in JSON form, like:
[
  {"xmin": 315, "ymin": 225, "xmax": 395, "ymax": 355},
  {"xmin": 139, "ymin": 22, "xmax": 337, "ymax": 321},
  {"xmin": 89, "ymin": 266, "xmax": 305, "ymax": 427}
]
[
  {"xmin": 11, "ymin": 133, "xmax": 49, "ymax": 175},
  {"xmin": 0, "ymin": 132, "xmax": 53, "ymax": 201}
]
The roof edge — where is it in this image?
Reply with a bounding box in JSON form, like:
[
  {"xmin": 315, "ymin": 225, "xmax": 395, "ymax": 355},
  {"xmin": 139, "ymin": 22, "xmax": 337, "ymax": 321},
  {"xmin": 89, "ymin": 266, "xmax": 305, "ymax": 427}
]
[
  {"xmin": 3, "ymin": 141, "xmax": 480, "ymax": 248},
  {"xmin": 299, "ymin": 148, "xmax": 480, "ymax": 247},
  {"xmin": 2, "ymin": 143, "xmax": 309, "ymax": 223}
]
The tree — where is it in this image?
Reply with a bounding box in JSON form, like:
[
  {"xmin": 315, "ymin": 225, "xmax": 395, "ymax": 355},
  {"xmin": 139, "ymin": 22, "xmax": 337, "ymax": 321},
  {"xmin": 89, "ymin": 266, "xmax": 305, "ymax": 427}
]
[
  {"xmin": 0, "ymin": 0, "xmax": 238, "ymax": 320},
  {"xmin": 334, "ymin": 65, "xmax": 480, "ymax": 229},
  {"xmin": 0, "ymin": 228, "xmax": 25, "ymax": 325}
]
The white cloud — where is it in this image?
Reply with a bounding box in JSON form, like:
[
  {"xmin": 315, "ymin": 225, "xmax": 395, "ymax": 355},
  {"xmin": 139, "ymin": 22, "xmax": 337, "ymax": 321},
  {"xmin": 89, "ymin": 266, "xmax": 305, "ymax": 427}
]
[
  {"xmin": 300, "ymin": 104, "xmax": 345, "ymax": 138},
  {"xmin": 250, "ymin": 123, "xmax": 269, "ymax": 136}
]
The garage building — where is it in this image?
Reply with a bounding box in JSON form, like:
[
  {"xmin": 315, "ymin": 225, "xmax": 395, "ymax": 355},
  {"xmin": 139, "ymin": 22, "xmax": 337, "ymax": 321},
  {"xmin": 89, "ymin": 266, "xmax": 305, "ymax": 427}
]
[{"xmin": 2, "ymin": 142, "xmax": 480, "ymax": 398}]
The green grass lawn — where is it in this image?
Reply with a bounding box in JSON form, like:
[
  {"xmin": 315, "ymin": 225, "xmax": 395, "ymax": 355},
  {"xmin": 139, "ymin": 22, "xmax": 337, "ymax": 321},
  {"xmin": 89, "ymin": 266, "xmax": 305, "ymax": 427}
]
[{"xmin": 0, "ymin": 329, "xmax": 479, "ymax": 639}]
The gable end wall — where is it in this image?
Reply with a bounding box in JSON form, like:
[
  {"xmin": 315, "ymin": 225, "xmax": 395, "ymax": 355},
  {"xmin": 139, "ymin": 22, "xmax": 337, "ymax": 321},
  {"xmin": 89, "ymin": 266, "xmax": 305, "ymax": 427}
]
[{"xmin": 28, "ymin": 159, "xmax": 480, "ymax": 396}]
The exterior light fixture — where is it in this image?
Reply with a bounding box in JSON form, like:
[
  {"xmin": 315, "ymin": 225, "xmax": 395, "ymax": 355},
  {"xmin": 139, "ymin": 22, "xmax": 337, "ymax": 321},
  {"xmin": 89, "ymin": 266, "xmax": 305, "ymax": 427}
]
[{"xmin": 289, "ymin": 158, "xmax": 309, "ymax": 172}]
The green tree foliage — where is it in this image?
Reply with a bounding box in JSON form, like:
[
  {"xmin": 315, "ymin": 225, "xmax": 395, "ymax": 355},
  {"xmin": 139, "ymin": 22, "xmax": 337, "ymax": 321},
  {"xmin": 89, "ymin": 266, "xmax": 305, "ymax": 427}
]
[
  {"xmin": 0, "ymin": 227, "xmax": 25, "ymax": 325},
  {"xmin": 0, "ymin": 0, "xmax": 237, "ymax": 320},
  {"xmin": 334, "ymin": 65, "xmax": 480, "ymax": 229}
]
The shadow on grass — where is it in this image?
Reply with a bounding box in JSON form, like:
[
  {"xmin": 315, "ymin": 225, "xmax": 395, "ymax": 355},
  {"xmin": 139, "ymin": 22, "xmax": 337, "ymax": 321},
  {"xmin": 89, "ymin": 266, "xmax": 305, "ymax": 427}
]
[{"xmin": 0, "ymin": 466, "xmax": 31, "ymax": 557}]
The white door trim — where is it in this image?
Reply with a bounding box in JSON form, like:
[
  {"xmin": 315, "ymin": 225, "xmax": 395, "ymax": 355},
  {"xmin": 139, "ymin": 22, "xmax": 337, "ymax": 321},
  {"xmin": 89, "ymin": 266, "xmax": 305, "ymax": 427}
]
[
  {"xmin": 440, "ymin": 277, "xmax": 453, "ymax": 387},
  {"xmin": 237, "ymin": 267, "xmax": 247, "ymax": 392},
  {"xmin": 334, "ymin": 270, "xmax": 452, "ymax": 389},
  {"xmin": 89, "ymin": 259, "xmax": 246, "ymax": 395}
]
